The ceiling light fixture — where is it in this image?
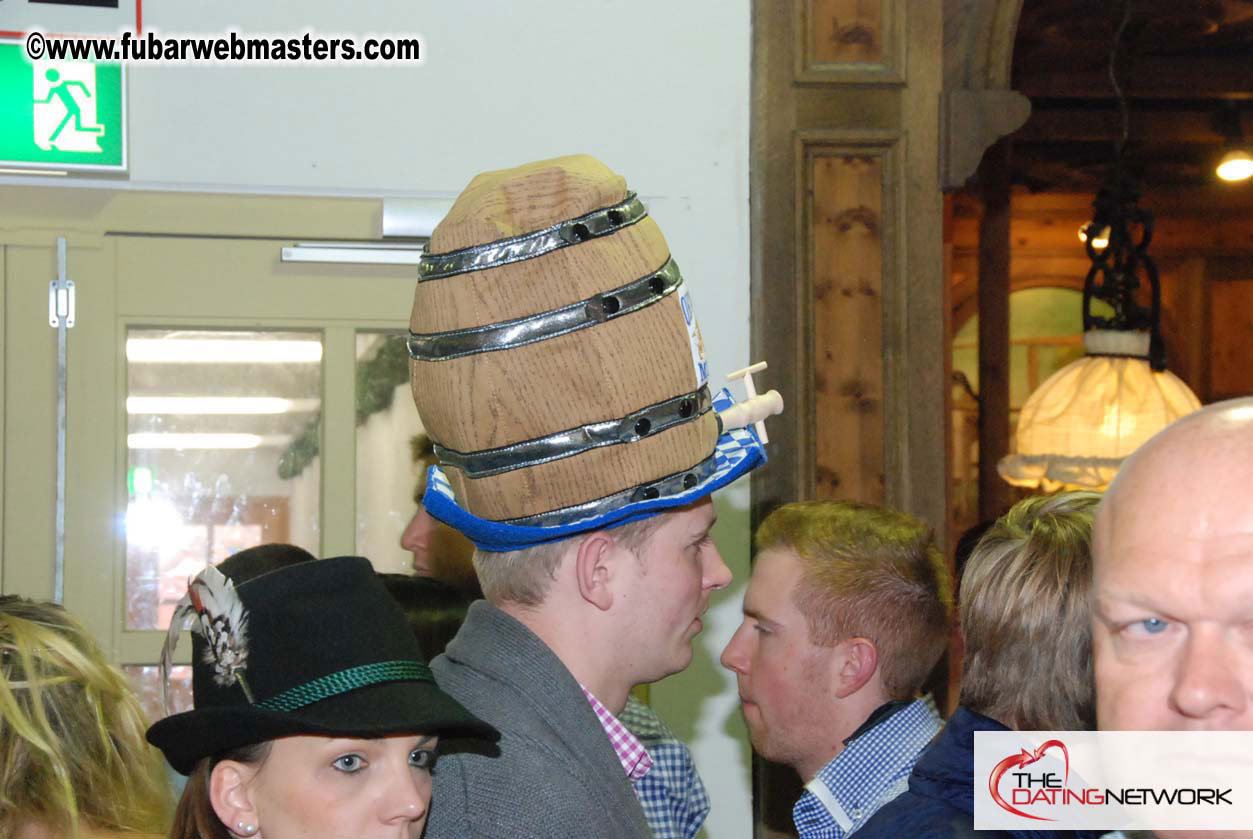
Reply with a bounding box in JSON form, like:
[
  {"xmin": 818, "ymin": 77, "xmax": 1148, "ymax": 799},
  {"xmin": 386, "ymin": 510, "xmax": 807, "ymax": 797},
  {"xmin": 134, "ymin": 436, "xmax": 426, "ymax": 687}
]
[
  {"xmin": 126, "ymin": 396, "xmax": 320, "ymax": 415},
  {"xmin": 998, "ymin": 0, "xmax": 1201, "ymax": 492},
  {"xmin": 280, "ymin": 242, "xmax": 426, "ymax": 265},
  {"xmin": 126, "ymin": 338, "xmax": 323, "ymax": 364},
  {"xmin": 1216, "ymin": 148, "xmax": 1252, "ymax": 182},
  {"xmin": 127, "ymin": 433, "xmax": 293, "ymax": 450},
  {"xmin": 1077, "ymin": 223, "xmax": 1110, "ymax": 249}
]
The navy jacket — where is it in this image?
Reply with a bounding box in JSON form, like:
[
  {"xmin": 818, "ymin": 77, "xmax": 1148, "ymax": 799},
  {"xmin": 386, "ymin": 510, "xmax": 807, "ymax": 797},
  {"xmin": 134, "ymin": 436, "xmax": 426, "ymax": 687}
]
[{"xmin": 855, "ymin": 707, "xmax": 1099, "ymax": 839}]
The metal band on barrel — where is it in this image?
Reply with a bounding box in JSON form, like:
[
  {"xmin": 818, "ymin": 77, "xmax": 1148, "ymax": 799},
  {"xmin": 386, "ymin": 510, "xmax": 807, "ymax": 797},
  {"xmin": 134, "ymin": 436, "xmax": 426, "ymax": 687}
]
[
  {"xmin": 434, "ymin": 386, "xmax": 712, "ymax": 479},
  {"xmin": 408, "ymin": 258, "xmax": 682, "ymax": 362},
  {"xmin": 418, "ymin": 192, "xmax": 647, "ymax": 281},
  {"xmin": 500, "ymin": 452, "xmax": 721, "ymax": 528}
]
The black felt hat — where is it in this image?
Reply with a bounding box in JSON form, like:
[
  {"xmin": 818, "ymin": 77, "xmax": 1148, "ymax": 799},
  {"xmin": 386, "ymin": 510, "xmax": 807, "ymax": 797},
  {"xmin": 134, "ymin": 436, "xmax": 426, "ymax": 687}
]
[{"xmin": 146, "ymin": 556, "xmax": 494, "ymax": 775}]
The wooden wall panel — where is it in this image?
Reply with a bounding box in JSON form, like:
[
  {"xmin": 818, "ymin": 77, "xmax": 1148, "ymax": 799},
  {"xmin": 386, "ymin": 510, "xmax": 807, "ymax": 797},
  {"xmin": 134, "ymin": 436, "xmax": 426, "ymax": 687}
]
[
  {"xmin": 976, "ymin": 139, "xmax": 1013, "ymax": 522},
  {"xmin": 949, "ymin": 190, "xmax": 1253, "ymax": 256},
  {"xmin": 797, "ymin": 0, "xmax": 903, "ymax": 83},
  {"xmin": 1209, "ymin": 280, "xmax": 1253, "ymax": 400},
  {"xmin": 753, "ymin": 1, "xmax": 942, "ymax": 833},
  {"xmin": 808, "ymin": 0, "xmax": 883, "ymax": 64},
  {"xmin": 809, "ymin": 150, "xmax": 886, "ymax": 502},
  {"xmin": 949, "ymin": 189, "xmax": 1253, "ymax": 404},
  {"xmin": 1159, "ymin": 258, "xmax": 1208, "ymax": 396}
]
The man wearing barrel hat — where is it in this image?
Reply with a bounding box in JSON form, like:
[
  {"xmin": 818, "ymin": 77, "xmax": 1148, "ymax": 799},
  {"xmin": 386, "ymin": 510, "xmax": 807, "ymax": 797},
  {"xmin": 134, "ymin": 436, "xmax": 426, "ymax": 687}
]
[{"xmin": 408, "ymin": 155, "xmax": 778, "ymax": 838}]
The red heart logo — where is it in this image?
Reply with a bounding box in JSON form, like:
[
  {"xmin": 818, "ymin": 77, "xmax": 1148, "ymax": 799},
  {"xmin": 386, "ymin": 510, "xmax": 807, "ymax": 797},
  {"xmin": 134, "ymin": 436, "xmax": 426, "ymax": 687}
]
[{"xmin": 988, "ymin": 740, "xmax": 1070, "ymax": 821}]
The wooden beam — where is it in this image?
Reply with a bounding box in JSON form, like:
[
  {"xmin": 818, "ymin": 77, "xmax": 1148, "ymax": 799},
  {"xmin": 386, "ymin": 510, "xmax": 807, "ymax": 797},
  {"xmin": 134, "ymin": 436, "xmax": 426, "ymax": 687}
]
[
  {"xmin": 1017, "ymin": 57, "xmax": 1253, "ymax": 101},
  {"xmin": 1208, "ymin": 279, "xmax": 1253, "ymax": 400},
  {"xmin": 1014, "ymin": 107, "xmax": 1253, "ymax": 144},
  {"xmin": 1162, "ymin": 258, "xmax": 1208, "ymax": 398},
  {"xmin": 949, "ymin": 214, "xmax": 1253, "ymax": 254},
  {"xmin": 976, "ymin": 138, "xmax": 1014, "ymax": 522}
]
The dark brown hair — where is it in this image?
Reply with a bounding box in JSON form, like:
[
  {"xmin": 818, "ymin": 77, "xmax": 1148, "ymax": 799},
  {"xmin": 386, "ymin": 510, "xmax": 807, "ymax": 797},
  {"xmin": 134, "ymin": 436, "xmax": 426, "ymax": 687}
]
[
  {"xmin": 169, "ymin": 742, "xmax": 271, "ymax": 839},
  {"xmin": 378, "ymin": 573, "xmax": 472, "ymax": 660}
]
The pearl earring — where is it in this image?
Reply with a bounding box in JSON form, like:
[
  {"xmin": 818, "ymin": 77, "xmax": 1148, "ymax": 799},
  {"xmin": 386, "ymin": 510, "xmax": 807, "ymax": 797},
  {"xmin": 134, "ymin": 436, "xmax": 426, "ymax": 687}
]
[{"xmin": 235, "ymin": 823, "xmax": 256, "ymax": 837}]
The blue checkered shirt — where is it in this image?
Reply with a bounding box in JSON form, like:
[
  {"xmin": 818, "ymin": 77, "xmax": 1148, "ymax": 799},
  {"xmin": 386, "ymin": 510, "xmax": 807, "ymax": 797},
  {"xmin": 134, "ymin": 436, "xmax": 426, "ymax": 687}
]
[
  {"xmin": 619, "ymin": 696, "xmax": 711, "ymax": 839},
  {"xmin": 793, "ymin": 697, "xmax": 942, "ymax": 839}
]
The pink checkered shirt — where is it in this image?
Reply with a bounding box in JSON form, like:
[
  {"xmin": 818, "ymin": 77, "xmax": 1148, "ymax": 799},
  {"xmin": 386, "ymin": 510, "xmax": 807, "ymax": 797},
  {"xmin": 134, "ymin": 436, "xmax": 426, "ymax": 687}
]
[{"xmin": 580, "ymin": 684, "xmax": 653, "ymax": 782}]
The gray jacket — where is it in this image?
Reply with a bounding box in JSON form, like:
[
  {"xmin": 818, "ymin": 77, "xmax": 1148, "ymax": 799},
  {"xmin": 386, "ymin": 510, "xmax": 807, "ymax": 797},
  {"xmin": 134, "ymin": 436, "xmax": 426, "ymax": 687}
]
[{"xmin": 425, "ymin": 601, "xmax": 653, "ymax": 839}]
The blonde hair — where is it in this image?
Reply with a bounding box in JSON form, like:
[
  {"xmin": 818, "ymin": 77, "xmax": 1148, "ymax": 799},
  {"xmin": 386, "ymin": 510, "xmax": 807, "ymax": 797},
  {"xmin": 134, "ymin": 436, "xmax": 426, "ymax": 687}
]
[
  {"xmin": 0, "ymin": 597, "xmax": 172, "ymax": 837},
  {"xmin": 755, "ymin": 500, "xmax": 953, "ymax": 699},
  {"xmin": 958, "ymin": 491, "xmax": 1101, "ymax": 730},
  {"xmin": 473, "ymin": 515, "xmax": 664, "ymax": 606}
]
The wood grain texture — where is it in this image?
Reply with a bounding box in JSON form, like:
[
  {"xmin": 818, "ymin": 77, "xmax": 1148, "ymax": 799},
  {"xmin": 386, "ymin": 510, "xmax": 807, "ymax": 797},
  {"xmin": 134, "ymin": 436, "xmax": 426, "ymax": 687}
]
[
  {"xmin": 1208, "ymin": 279, "xmax": 1253, "ymax": 400},
  {"xmin": 411, "ymin": 219, "xmax": 671, "ymax": 333},
  {"xmin": 976, "ymin": 138, "xmax": 1013, "ymax": 522},
  {"xmin": 808, "ymin": 0, "xmax": 883, "ymax": 64},
  {"xmin": 429, "ymin": 154, "xmax": 627, "ymax": 253},
  {"xmin": 810, "ymin": 151, "xmax": 885, "ymax": 504},
  {"xmin": 796, "ymin": 0, "xmax": 903, "ymax": 83},
  {"xmin": 411, "ymin": 294, "xmax": 703, "ymax": 453},
  {"xmin": 442, "ymin": 413, "xmax": 719, "ymax": 520},
  {"xmin": 948, "ymin": 189, "xmax": 1253, "ymax": 255},
  {"xmin": 949, "ymin": 188, "xmax": 1253, "ymax": 404},
  {"xmin": 409, "ymin": 154, "xmax": 722, "ymax": 522},
  {"xmin": 1160, "ymin": 258, "xmax": 1207, "ymax": 396},
  {"xmin": 753, "ymin": 1, "xmax": 947, "ymax": 832}
]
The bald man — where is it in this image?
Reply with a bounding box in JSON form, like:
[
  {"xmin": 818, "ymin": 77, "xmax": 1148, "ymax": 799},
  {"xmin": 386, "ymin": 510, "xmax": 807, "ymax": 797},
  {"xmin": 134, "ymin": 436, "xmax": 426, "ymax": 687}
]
[
  {"xmin": 1093, "ymin": 397, "xmax": 1253, "ymax": 839},
  {"xmin": 1092, "ymin": 397, "xmax": 1253, "ymax": 735}
]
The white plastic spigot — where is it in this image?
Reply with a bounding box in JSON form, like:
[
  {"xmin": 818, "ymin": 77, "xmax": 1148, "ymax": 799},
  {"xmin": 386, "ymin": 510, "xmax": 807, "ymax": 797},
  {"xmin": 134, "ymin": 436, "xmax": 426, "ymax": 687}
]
[{"xmin": 723, "ymin": 361, "xmax": 784, "ymax": 443}]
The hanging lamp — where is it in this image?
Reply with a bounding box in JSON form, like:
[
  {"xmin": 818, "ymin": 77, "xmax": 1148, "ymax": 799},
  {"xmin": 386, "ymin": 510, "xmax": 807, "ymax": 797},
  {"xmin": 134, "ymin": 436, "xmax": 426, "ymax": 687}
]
[
  {"xmin": 998, "ymin": 1, "xmax": 1200, "ymax": 491},
  {"xmin": 1214, "ymin": 105, "xmax": 1252, "ymax": 183},
  {"xmin": 998, "ymin": 178, "xmax": 1201, "ymax": 491}
]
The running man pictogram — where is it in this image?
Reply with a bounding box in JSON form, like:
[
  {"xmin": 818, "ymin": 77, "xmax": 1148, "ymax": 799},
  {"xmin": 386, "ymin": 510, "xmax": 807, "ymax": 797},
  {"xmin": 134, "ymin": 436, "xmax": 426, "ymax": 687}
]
[{"xmin": 34, "ymin": 66, "xmax": 106, "ymax": 151}]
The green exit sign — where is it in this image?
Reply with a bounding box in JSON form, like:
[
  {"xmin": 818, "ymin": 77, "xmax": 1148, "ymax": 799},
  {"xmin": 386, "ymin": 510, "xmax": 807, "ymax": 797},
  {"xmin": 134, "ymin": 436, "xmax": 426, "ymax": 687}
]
[{"xmin": 0, "ymin": 42, "xmax": 126, "ymax": 172}]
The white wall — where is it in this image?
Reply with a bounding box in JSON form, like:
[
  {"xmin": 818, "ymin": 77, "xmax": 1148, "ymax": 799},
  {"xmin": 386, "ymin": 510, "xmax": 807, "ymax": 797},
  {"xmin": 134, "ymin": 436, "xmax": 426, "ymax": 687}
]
[{"xmin": 10, "ymin": 2, "xmax": 756, "ymax": 834}]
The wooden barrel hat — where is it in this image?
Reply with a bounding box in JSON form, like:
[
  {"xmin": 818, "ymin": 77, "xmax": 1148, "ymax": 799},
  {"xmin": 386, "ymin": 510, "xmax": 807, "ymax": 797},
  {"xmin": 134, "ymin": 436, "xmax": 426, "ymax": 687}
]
[{"xmin": 409, "ymin": 155, "xmax": 771, "ymax": 551}]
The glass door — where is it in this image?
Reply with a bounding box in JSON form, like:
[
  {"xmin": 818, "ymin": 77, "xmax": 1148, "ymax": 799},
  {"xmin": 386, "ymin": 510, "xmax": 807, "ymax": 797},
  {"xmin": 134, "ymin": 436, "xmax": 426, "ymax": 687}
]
[{"xmin": 74, "ymin": 226, "xmax": 424, "ymax": 712}]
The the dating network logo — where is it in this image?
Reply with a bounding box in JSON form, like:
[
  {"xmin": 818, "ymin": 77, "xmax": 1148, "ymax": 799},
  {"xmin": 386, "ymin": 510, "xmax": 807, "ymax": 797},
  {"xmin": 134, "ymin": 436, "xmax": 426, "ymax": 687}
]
[
  {"xmin": 987, "ymin": 735, "xmax": 1232, "ymax": 823},
  {"xmin": 988, "ymin": 740, "xmax": 1071, "ymax": 821},
  {"xmin": 975, "ymin": 730, "xmax": 1246, "ymax": 832}
]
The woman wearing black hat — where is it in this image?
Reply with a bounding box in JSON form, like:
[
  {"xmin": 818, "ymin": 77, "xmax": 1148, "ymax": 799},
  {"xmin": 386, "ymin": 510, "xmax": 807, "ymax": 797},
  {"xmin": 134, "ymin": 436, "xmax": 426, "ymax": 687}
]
[{"xmin": 146, "ymin": 556, "xmax": 495, "ymax": 839}]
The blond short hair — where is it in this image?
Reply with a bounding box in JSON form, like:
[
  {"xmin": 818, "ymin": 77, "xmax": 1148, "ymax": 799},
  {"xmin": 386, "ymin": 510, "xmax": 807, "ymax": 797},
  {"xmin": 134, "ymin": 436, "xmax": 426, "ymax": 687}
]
[
  {"xmin": 473, "ymin": 515, "xmax": 664, "ymax": 606},
  {"xmin": 755, "ymin": 500, "xmax": 953, "ymax": 700},
  {"xmin": 959, "ymin": 491, "xmax": 1100, "ymax": 730},
  {"xmin": 0, "ymin": 597, "xmax": 171, "ymax": 837}
]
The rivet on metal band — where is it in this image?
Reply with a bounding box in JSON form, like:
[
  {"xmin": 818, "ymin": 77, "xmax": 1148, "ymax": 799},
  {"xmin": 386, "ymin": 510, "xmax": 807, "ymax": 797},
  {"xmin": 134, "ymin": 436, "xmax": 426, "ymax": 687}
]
[
  {"xmin": 500, "ymin": 452, "xmax": 721, "ymax": 529},
  {"xmin": 408, "ymin": 257, "xmax": 683, "ymax": 362},
  {"xmin": 434, "ymin": 386, "xmax": 713, "ymax": 479},
  {"xmin": 418, "ymin": 192, "xmax": 647, "ymax": 281}
]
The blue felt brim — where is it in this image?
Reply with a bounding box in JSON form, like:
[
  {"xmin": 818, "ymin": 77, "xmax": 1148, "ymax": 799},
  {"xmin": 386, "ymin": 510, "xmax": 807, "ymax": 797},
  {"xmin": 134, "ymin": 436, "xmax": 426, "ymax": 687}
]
[{"xmin": 422, "ymin": 388, "xmax": 766, "ymax": 552}]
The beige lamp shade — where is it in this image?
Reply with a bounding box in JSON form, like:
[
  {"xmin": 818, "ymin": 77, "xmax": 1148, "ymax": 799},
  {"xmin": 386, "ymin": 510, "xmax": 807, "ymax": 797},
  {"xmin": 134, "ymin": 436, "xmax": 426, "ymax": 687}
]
[{"xmin": 998, "ymin": 330, "xmax": 1201, "ymax": 491}]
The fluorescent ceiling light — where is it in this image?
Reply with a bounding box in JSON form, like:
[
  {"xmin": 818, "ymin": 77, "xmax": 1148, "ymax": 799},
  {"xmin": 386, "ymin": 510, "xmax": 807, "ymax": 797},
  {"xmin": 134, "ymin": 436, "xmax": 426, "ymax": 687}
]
[
  {"xmin": 126, "ymin": 339, "xmax": 322, "ymax": 364},
  {"xmin": 0, "ymin": 167, "xmax": 67, "ymax": 176},
  {"xmin": 127, "ymin": 397, "xmax": 320, "ymax": 415},
  {"xmin": 282, "ymin": 243, "xmax": 425, "ymax": 265},
  {"xmin": 127, "ymin": 433, "xmax": 292, "ymax": 450}
]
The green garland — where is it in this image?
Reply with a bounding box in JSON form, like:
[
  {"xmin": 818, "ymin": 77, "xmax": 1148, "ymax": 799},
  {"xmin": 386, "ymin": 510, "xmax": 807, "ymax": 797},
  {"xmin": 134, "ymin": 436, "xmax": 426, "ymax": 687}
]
[{"xmin": 277, "ymin": 336, "xmax": 411, "ymax": 480}]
